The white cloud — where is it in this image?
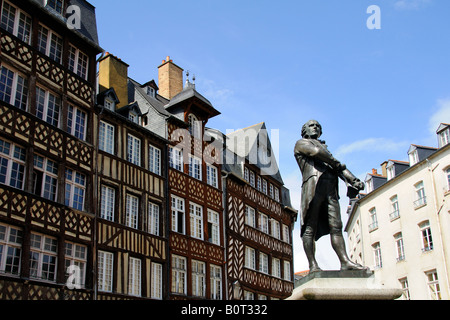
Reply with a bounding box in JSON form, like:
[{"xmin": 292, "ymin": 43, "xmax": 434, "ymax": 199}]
[
  {"xmin": 394, "ymin": 0, "xmax": 432, "ymax": 10},
  {"xmin": 429, "ymin": 98, "xmax": 450, "ymax": 134},
  {"xmin": 335, "ymin": 138, "xmax": 407, "ymax": 158}
]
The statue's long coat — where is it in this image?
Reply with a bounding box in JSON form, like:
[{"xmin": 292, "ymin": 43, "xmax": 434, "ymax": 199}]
[{"xmin": 294, "ymin": 138, "xmax": 340, "ymax": 240}]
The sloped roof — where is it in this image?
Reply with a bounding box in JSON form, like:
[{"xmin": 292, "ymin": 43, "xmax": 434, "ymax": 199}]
[
  {"xmin": 225, "ymin": 122, "xmax": 284, "ymax": 184},
  {"xmin": 165, "ymin": 85, "xmax": 220, "ymax": 118}
]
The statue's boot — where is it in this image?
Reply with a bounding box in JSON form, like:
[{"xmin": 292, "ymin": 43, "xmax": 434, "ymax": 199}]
[{"xmin": 331, "ymin": 233, "xmax": 368, "ymax": 271}]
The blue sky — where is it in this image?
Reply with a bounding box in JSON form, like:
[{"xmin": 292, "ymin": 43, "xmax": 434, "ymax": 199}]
[{"xmin": 90, "ymin": 0, "xmax": 450, "ymax": 271}]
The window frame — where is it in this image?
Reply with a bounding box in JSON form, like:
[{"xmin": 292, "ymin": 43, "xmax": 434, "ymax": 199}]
[
  {"xmin": 0, "ymin": 223, "xmax": 22, "ymax": 276},
  {"xmin": 171, "ymin": 196, "xmax": 185, "ymax": 234},
  {"xmin": 0, "ymin": 138, "xmax": 26, "ymax": 190},
  {"xmin": 148, "ymin": 144, "xmax": 161, "ymax": 175},
  {"xmin": 0, "ymin": 1, "xmax": 32, "ymax": 44},
  {"xmin": 99, "ymin": 121, "xmax": 115, "ymax": 154},
  {"xmin": 67, "ymin": 104, "xmax": 87, "ymax": 141},
  {"xmin": 64, "ymin": 168, "xmax": 86, "ymax": 211},
  {"xmin": 29, "ymin": 233, "xmax": 58, "ymax": 282},
  {"xmin": 127, "ymin": 134, "xmax": 141, "ymax": 166},
  {"xmin": 0, "ymin": 65, "xmax": 28, "ymax": 110}
]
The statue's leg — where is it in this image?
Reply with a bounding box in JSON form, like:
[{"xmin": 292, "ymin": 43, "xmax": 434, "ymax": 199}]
[
  {"xmin": 328, "ymin": 198, "xmax": 366, "ymax": 270},
  {"xmin": 302, "ymin": 226, "xmax": 321, "ymax": 273}
]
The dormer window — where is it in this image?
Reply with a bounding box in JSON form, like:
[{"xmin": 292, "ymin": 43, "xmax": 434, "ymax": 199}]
[
  {"xmin": 387, "ymin": 165, "xmax": 395, "ymax": 181},
  {"xmin": 409, "ymin": 150, "xmax": 419, "ymax": 166},
  {"xmin": 104, "ymin": 98, "xmax": 115, "ymax": 111},
  {"xmin": 146, "ymin": 86, "xmax": 156, "ymax": 98},
  {"xmin": 439, "ymin": 127, "xmax": 449, "ymax": 148},
  {"xmin": 366, "ymin": 178, "xmax": 374, "ymax": 193},
  {"xmin": 129, "ymin": 111, "xmax": 139, "ymax": 124},
  {"xmin": 46, "ymin": 0, "xmax": 64, "ymax": 15},
  {"xmin": 188, "ymin": 114, "xmax": 201, "ymax": 138}
]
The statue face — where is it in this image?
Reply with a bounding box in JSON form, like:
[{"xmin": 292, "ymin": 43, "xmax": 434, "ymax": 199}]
[{"xmin": 303, "ymin": 120, "xmax": 322, "ymax": 139}]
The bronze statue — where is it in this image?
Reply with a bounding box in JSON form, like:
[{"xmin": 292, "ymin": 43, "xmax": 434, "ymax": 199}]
[{"xmin": 294, "ymin": 120, "xmax": 366, "ymax": 272}]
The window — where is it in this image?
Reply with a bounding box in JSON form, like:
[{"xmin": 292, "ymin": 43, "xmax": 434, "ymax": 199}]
[
  {"xmin": 36, "ymin": 87, "xmax": 60, "ymax": 127},
  {"xmin": 394, "ymin": 233, "xmax": 405, "ymax": 262},
  {"xmin": 420, "ymin": 221, "xmax": 433, "ymax": 252},
  {"xmin": 128, "ymin": 257, "xmax": 141, "ymax": 297},
  {"xmin": 274, "ymin": 187, "xmax": 280, "ymax": 202},
  {"xmin": 208, "ymin": 210, "xmax": 220, "ymax": 245},
  {"xmin": 439, "ymin": 128, "xmax": 449, "ymax": 148},
  {"xmin": 67, "ymin": 105, "xmax": 87, "ymax": 141},
  {"xmin": 399, "ymin": 278, "xmax": 410, "ymax": 300},
  {"xmin": 104, "ymin": 98, "xmax": 115, "ymax": 111},
  {"xmin": 29, "ymin": 233, "xmax": 57, "ymax": 281},
  {"xmin": 68, "ymin": 45, "xmax": 89, "ymax": 80},
  {"xmin": 249, "ymin": 171, "xmax": 255, "ymax": 188},
  {"xmin": 210, "ymin": 264, "xmax": 222, "ymax": 300},
  {"xmin": 171, "ymin": 255, "xmax": 186, "ymax": 295},
  {"xmin": 151, "ymin": 262, "xmax": 163, "ymax": 300},
  {"xmin": 272, "ymin": 220, "xmax": 280, "ymax": 239},
  {"xmin": 257, "ymin": 176, "xmax": 262, "ymax": 191},
  {"xmin": 149, "ymin": 145, "xmax": 161, "ymax": 175},
  {"xmin": 46, "ymin": 0, "xmax": 64, "ymax": 14},
  {"xmin": 146, "ymin": 86, "xmax": 155, "ymax": 98},
  {"xmin": 100, "ymin": 185, "xmax": 115, "ymax": 221},
  {"xmin": 282, "ymin": 224, "xmax": 290, "ymax": 244},
  {"xmin": 98, "ymin": 251, "xmax": 113, "ymax": 292},
  {"xmin": 259, "ymin": 213, "xmax": 268, "ymax": 234},
  {"xmin": 244, "ymin": 167, "xmax": 249, "ymax": 182},
  {"xmin": 188, "ymin": 114, "xmax": 201, "ymax": 139},
  {"xmin": 206, "ymin": 164, "xmax": 218, "ymax": 188},
  {"xmin": 128, "ymin": 111, "xmax": 139, "ymax": 124},
  {"xmin": 32, "ymin": 155, "xmax": 58, "ymax": 202},
  {"xmin": 65, "ymin": 168, "xmax": 86, "ymax": 211},
  {"xmin": 189, "ymin": 155, "xmax": 202, "ymax": 180},
  {"xmin": 99, "ymin": 121, "xmax": 114, "ymax": 154},
  {"xmin": 37, "ymin": 25, "xmax": 63, "ymax": 63},
  {"xmin": 366, "ymin": 178, "xmax": 374, "ymax": 193},
  {"xmin": 368, "ymin": 208, "xmax": 378, "ymax": 232},
  {"xmin": 426, "ymin": 270, "xmax": 441, "ymax": 300},
  {"xmin": 244, "ymin": 291, "xmax": 254, "ymax": 300},
  {"xmin": 1, "ymin": 1, "xmax": 32, "ymax": 43},
  {"xmin": 127, "ymin": 134, "xmax": 141, "ymax": 166},
  {"xmin": 409, "ymin": 150, "xmax": 419, "ymax": 166},
  {"xmin": 284, "ymin": 261, "xmax": 291, "ymax": 281},
  {"xmin": 126, "ymin": 194, "xmax": 139, "ymax": 229},
  {"xmin": 171, "ymin": 196, "xmax": 185, "ymax": 234},
  {"xmin": 245, "ymin": 246, "xmax": 256, "ymax": 270},
  {"xmin": 372, "ymin": 242, "xmax": 382, "ymax": 269},
  {"xmin": 0, "ymin": 65, "xmax": 28, "ymax": 110},
  {"xmin": 0, "ymin": 224, "xmax": 22, "ymax": 275},
  {"xmin": 390, "ymin": 195, "xmax": 400, "ymax": 220},
  {"xmin": 269, "ymin": 184, "xmax": 274, "ymax": 198},
  {"xmin": 190, "ymin": 202, "xmax": 203, "ymax": 240},
  {"xmin": 64, "ymin": 242, "xmax": 87, "ymax": 288},
  {"xmin": 192, "ymin": 260, "xmax": 206, "ymax": 297},
  {"xmin": 169, "ymin": 147, "xmax": 183, "ymax": 171},
  {"xmin": 414, "ymin": 181, "xmax": 427, "ymax": 208},
  {"xmin": 262, "ymin": 179, "xmax": 268, "ymax": 195},
  {"xmin": 0, "ymin": 139, "xmax": 25, "ymax": 190},
  {"xmin": 272, "ymin": 258, "xmax": 281, "ymax": 278},
  {"xmin": 148, "ymin": 201, "xmax": 160, "ymax": 236},
  {"xmin": 259, "ymin": 252, "xmax": 268, "ymax": 274},
  {"xmin": 386, "ymin": 165, "xmax": 395, "ymax": 180},
  {"xmin": 245, "ymin": 206, "xmax": 256, "ymax": 228}
]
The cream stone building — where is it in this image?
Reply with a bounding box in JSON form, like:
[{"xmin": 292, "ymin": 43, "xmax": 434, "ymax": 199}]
[{"xmin": 346, "ymin": 123, "xmax": 450, "ymax": 300}]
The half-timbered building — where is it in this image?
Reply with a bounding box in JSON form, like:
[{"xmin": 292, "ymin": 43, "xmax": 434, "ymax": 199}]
[
  {"xmin": 224, "ymin": 123, "xmax": 298, "ymax": 300},
  {"xmin": 0, "ymin": 0, "xmax": 102, "ymax": 299},
  {"xmin": 95, "ymin": 54, "xmax": 169, "ymax": 299}
]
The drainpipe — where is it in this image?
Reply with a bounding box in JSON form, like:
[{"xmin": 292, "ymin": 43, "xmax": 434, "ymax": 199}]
[
  {"xmin": 426, "ymin": 159, "xmax": 450, "ymax": 295},
  {"xmin": 221, "ymin": 171, "xmax": 229, "ymax": 300}
]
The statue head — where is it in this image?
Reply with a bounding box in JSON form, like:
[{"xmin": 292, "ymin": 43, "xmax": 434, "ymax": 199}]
[{"xmin": 301, "ymin": 120, "xmax": 322, "ymax": 139}]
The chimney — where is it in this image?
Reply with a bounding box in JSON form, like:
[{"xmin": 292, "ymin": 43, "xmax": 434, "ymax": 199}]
[
  {"xmin": 98, "ymin": 52, "xmax": 129, "ymax": 108},
  {"xmin": 158, "ymin": 56, "xmax": 184, "ymax": 100},
  {"xmin": 380, "ymin": 161, "xmax": 388, "ymax": 177}
]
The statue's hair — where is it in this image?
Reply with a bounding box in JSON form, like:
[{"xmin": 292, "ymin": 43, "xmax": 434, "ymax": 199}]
[{"xmin": 301, "ymin": 120, "xmax": 322, "ymax": 138}]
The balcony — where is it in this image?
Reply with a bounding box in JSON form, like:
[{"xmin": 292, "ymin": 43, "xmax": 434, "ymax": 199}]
[
  {"xmin": 413, "ymin": 197, "xmax": 427, "ymax": 210},
  {"xmin": 389, "ymin": 210, "xmax": 400, "ymax": 221}
]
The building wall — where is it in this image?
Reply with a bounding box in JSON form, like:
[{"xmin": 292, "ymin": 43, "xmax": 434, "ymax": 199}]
[{"xmin": 347, "ymin": 145, "xmax": 450, "ymax": 300}]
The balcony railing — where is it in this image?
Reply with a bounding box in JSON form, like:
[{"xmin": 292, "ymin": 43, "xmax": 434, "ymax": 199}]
[{"xmin": 413, "ymin": 197, "xmax": 427, "ymax": 209}]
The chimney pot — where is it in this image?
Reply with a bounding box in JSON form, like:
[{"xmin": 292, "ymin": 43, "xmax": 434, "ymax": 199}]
[{"xmin": 372, "ymin": 169, "xmax": 378, "ymax": 175}]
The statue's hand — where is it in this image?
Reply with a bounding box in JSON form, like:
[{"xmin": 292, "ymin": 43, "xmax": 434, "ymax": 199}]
[{"xmin": 352, "ymin": 180, "xmax": 365, "ymax": 191}]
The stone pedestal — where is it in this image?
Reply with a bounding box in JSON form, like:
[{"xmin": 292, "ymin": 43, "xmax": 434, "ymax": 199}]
[{"xmin": 286, "ymin": 270, "xmax": 403, "ymax": 300}]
